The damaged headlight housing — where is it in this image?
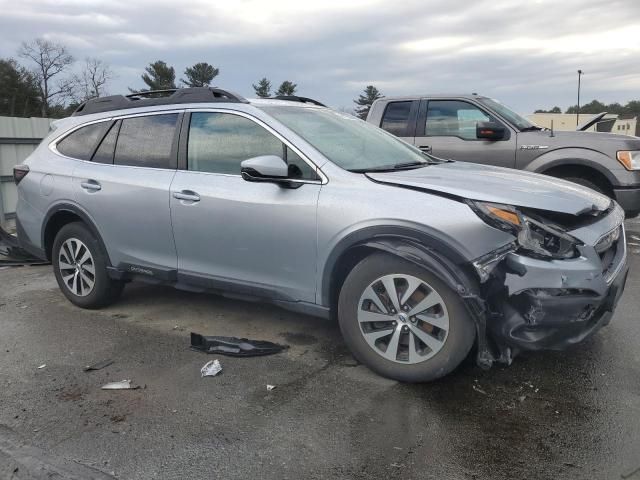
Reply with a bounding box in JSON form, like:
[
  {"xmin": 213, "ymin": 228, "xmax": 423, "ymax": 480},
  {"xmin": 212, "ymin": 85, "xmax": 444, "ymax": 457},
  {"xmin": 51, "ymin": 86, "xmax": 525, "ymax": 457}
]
[{"xmin": 470, "ymin": 201, "xmax": 581, "ymax": 259}]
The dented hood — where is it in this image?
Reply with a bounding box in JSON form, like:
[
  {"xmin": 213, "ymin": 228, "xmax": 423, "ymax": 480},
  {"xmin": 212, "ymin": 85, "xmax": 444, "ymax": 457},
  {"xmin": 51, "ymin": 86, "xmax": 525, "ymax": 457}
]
[{"xmin": 366, "ymin": 161, "xmax": 611, "ymax": 215}]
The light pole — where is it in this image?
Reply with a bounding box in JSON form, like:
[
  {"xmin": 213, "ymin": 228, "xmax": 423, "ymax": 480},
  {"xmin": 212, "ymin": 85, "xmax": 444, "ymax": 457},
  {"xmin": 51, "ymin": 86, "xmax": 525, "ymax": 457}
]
[{"xmin": 576, "ymin": 69, "xmax": 583, "ymax": 126}]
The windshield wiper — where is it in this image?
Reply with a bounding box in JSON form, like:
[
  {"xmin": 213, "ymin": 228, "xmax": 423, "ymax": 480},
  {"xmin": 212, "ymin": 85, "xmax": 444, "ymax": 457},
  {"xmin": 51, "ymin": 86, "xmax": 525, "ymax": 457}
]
[{"xmin": 348, "ymin": 161, "xmax": 429, "ymax": 173}]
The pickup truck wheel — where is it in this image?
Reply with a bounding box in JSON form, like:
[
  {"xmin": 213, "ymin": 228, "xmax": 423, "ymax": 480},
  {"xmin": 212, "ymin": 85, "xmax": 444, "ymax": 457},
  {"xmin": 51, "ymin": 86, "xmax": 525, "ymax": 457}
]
[
  {"xmin": 563, "ymin": 176, "xmax": 606, "ymax": 195},
  {"xmin": 338, "ymin": 253, "xmax": 475, "ymax": 382},
  {"xmin": 52, "ymin": 222, "xmax": 124, "ymax": 309}
]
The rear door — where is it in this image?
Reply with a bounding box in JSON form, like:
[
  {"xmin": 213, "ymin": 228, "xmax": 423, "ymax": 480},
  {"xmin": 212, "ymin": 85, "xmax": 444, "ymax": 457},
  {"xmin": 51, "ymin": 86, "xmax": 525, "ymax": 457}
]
[
  {"xmin": 169, "ymin": 110, "xmax": 321, "ymax": 303},
  {"xmin": 71, "ymin": 112, "xmax": 181, "ymax": 275},
  {"xmin": 414, "ymin": 99, "xmax": 516, "ymax": 167}
]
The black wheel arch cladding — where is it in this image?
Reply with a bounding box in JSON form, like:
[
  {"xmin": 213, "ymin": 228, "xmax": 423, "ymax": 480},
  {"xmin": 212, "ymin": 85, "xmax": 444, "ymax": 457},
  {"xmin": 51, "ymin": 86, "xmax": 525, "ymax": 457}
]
[
  {"xmin": 43, "ymin": 203, "xmax": 112, "ymax": 265},
  {"xmin": 324, "ymin": 230, "xmax": 493, "ymax": 368}
]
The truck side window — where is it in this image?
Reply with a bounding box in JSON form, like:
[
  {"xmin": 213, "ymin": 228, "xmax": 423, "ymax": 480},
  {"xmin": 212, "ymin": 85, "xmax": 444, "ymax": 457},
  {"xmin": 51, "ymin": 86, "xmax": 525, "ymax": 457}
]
[
  {"xmin": 425, "ymin": 100, "xmax": 494, "ymax": 140},
  {"xmin": 380, "ymin": 101, "xmax": 412, "ymax": 137}
]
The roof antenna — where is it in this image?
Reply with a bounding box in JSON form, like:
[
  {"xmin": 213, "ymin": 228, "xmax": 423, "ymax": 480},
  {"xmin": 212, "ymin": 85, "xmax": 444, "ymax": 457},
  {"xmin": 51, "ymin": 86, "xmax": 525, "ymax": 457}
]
[{"xmin": 549, "ymin": 119, "xmax": 555, "ymax": 137}]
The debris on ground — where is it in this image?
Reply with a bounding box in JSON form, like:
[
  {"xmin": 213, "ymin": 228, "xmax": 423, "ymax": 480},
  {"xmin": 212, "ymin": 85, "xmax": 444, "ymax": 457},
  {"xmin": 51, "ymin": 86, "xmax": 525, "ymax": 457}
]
[
  {"xmin": 267, "ymin": 385, "xmax": 276, "ymax": 391},
  {"xmin": 84, "ymin": 359, "xmax": 114, "ymax": 372},
  {"xmin": 201, "ymin": 360, "xmax": 222, "ymax": 377},
  {"xmin": 622, "ymin": 465, "xmax": 640, "ymax": 479},
  {"xmin": 101, "ymin": 380, "xmax": 139, "ymax": 390},
  {"xmin": 190, "ymin": 332, "xmax": 289, "ymax": 357},
  {"xmin": 0, "ymin": 226, "xmax": 49, "ymax": 267},
  {"xmin": 37, "ymin": 364, "xmax": 46, "ymax": 369},
  {"xmin": 472, "ymin": 385, "xmax": 487, "ymax": 395}
]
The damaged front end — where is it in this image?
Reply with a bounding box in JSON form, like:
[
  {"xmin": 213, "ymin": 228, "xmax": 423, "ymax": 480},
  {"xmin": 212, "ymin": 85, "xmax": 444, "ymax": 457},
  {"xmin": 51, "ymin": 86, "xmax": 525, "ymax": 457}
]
[{"xmin": 470, "ymin": 200, "xmax": 628, "ymax": 365}]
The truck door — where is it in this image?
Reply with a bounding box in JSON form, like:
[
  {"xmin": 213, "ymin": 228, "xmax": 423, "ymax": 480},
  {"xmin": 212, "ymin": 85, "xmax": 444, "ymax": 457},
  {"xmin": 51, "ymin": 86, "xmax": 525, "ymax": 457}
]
[{"xmin": 414, "ymin": 99, "xmax": 516, "ymax": 168}]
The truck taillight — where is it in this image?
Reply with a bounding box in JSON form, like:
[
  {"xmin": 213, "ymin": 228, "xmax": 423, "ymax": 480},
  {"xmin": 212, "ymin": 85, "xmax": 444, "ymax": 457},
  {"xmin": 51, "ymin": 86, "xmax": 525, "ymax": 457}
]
[{"xmin": 13, "ymin": 165, "xmax": 29, "ymax": 185}]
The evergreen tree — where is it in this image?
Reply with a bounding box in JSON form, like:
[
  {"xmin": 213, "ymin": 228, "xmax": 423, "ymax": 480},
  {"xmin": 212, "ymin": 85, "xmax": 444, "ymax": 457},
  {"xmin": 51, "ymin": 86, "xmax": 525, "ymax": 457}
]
[
  {"xmin": 253, "ymin": 77, "xmax": 272, "ymax": 98},
  {"xmin": 0, "ymin": 58, "xmax": 41, "ymax": 117},
  {"xmin": 354, "ymin": 85, "xmax": 382, "ymax": 119},
  {"xmin": 182, "ymin": 62, "xmax": 219, "ymax": 87},
  {"xmin": 275, "ymin": 80, "xmax": 297, "ymax": 96},
  {"xmin": 132, "ymin": 60, "xmax": 176, "ymax": 92}
]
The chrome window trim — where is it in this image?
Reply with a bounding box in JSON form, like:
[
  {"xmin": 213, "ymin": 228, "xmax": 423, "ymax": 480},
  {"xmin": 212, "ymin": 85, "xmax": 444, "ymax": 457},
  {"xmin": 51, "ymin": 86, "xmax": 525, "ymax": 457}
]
[{"xmin": 186, "ymin": 108, "xmax": 328, "ymax": 185}]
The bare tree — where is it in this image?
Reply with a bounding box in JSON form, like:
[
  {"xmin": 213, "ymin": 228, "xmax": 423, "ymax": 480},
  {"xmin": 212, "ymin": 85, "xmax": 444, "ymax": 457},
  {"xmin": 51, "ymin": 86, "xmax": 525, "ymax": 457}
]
[
  {"xmin": 74, "ymin": 57, "xmax": 114, "ymax": 101},
  {"xmin": 19, "ymin": 38, "xmax": 75, "ymax": 117}
]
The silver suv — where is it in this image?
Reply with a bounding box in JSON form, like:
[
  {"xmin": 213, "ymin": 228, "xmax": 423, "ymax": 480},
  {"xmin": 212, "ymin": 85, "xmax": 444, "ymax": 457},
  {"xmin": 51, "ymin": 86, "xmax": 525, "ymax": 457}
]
[{"xmin": 14, "ymin": 88, "xmax": 628, "ymax": 382}]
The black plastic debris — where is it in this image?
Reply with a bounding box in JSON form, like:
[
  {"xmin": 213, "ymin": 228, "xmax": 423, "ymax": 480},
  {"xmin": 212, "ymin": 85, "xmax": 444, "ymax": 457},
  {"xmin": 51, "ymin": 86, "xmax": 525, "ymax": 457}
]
[
  {"xmin": 84, "ymin": 359, "xmax": 114, "ymax": 372},
  {"xmin": 190, "ymin": 332, "xmax": 289, "ymax": 357},
  {"xmin": 0, "ymin": 226, "xmax": 48, "ymax": 266}
]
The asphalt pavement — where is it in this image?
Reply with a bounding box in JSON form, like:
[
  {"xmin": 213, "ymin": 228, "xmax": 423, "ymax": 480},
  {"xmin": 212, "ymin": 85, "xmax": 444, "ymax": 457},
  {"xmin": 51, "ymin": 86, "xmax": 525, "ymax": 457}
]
[{"xmin": 1, "ymin": 220, "xmax": 640, "ymax": 479}]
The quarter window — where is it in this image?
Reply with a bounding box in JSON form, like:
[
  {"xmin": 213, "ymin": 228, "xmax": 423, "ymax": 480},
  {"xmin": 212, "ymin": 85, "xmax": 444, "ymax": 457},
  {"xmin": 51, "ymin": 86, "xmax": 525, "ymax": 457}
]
[
  {"xmin": 380, "ymin": 101, "xmax": 412, "ymax": 136},
  {"xmin": 187, "ymin": 112, "xmax": 318, "ymax": 180},
  {"xmin": 56, "ymin": 122, "xmax": 110, "ymax": 160},
  {"xmin": 114, "ymin": 114, "xmax": 179, "ymax": 168},
  {"xmin": 425, "ymin": 100, "xmax": 495, "ymax": 140}
]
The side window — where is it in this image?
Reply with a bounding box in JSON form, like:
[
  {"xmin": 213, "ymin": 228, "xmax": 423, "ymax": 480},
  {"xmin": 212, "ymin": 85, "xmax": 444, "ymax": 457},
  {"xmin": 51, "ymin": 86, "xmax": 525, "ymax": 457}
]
[
  {"xmin": 56, "ymin": 122, "xmax": 110, "ymax": 160},
  {"xmin": 188, "ymin": 112, "xmax": 319, "ymax": 180},
  {"xmin": 114, "ymin": 114, "xmax": 179, "ymax": 168},
  {"xmin": 285, "ymin": 147, "xmax": 318, "ymax": 180},
  {"xmin": 380, "ymin": 101, "xmax": 412, "ymax": 136},
  {"xmin": 91, "ymin": 121, "xmax": 119, "ymax": 164},
  {"xmin": 425, "ymin": 100, "xmax": 494, "ymax": 140}
]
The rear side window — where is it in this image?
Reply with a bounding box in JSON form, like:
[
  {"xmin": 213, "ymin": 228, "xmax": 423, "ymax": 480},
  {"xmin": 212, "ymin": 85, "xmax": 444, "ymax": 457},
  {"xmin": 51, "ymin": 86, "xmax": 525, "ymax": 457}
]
[
  {"xmin": 56, "ymin": 122, "xmax": 110, "ymax": 160},
  {"xmin": 380, "ymin": 101, "xmax": 412, "ymax": 136},
  {"xmin": 114, "ymin": 114, "xmax": 179, "ymax": 168}
]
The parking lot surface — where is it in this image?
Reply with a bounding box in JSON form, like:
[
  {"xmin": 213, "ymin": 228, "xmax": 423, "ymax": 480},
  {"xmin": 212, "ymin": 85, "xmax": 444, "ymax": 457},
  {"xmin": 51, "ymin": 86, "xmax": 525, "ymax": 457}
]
[{"xmin": 2, "ymin": 220, "xmax": 640, "ymax": 480}]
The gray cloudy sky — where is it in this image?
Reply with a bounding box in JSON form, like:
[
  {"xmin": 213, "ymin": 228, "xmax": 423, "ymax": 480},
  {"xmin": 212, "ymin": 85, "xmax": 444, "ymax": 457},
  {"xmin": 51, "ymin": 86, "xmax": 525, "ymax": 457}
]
[{"xmin": 1, "ymin": 0, "xmax": 639, "ymax": 113}]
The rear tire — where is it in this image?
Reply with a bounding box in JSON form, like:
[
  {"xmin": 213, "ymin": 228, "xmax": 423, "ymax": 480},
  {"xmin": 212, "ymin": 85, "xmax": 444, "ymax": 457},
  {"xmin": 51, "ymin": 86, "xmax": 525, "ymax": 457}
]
[
  {"xmin": 52, "ymin": 222, "xmax": 124, "ymax": 309},
  {"xmin": 338, "ymin": 253, "xmax": 475, "ymax": 382}
]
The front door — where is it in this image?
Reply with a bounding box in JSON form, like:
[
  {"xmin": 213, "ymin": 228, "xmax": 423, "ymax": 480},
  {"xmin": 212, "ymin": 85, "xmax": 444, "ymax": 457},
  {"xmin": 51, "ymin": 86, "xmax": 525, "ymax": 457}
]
[
  {"xmin": 414, "ymin": 99, "xmax": 516, "ymax": 168},
  {"xmin": 170, "ymin": 111, "xmax": 321, "ymax": 303}
]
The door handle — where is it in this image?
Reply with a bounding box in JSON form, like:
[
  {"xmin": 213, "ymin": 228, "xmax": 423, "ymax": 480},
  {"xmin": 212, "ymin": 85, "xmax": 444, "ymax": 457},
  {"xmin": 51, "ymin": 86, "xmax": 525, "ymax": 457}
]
[
  {"xmin": 418, "ymin": 145, "xmax": 432, "ymax": 153},
  {"xmin": 80, "ymin": 180, "xmax": 101, "ymax": 191},
  {"xmin": 173, "ymin": 190, "xmax": 200, "ymax": 202}
]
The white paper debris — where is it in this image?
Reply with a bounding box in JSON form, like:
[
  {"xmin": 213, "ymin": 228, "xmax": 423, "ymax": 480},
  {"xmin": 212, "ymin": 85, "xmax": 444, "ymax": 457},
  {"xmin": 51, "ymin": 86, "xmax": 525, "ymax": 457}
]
[
  {"xmin": 101, "ymin": 380, "xmax": 138, "ymax": 390},
  {"xmin": 201, "ymin": 360, "xmax": 222, "ymax": 377},
  {"xmin": 266, "ymin": 384, "xmax": 276, "ymax": 391},
  {"xmin": 37, "ymin": 364, "xmax": 46, "ymax": 369}
]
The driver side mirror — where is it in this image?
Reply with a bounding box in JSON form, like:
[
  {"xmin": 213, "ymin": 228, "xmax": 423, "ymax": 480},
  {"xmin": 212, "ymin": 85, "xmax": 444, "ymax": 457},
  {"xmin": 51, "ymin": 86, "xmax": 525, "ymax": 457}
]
[
  {"xmin": 241, "ymin": 155, "xmax": 300, "ymax": 188},
  {"xmin": 476, "ymin": 121, "xmax": 506, "ymax": 140}
]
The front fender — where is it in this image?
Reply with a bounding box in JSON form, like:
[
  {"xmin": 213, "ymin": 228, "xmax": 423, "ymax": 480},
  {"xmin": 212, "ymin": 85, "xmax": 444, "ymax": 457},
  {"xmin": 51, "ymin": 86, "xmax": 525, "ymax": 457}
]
[
  {"xmin": 523, "ymin": 148, "xmax": 619, "ymax": 185},
  {"xmin": 320, "ymin": 230, "xmax": 495, "ymax": 369}
]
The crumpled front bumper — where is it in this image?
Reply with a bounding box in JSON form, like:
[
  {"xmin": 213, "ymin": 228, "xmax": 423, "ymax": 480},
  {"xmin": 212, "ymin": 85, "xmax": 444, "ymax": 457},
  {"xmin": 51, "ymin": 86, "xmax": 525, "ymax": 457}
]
[{"xmin": 476, "ymin": 214, "xmax": 628, "ymax": 363}]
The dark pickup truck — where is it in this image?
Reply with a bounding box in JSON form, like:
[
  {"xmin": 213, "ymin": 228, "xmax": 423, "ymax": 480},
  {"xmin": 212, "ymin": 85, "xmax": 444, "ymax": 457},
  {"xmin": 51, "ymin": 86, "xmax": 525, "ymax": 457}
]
[{"xmin": 367, "ymin": 94, "xmax": 640, "ymax": 216}]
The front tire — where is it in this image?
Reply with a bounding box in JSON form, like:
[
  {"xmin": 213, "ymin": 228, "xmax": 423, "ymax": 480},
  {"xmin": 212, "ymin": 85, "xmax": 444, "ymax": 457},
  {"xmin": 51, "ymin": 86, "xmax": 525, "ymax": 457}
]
[
  {"xmin": 338, "ymin": 253, "xmax": 475, "ymax": 382},
  {"xmin": 52, "ymin": 222, "xmax": 124, "ymax": 309}
]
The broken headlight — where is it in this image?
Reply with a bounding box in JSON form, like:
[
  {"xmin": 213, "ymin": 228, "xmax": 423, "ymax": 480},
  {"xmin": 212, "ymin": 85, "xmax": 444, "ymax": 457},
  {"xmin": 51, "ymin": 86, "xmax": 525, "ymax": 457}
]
[{"xmin": 470, "ymin": 201, "xmax": 581, "ymax": 259}]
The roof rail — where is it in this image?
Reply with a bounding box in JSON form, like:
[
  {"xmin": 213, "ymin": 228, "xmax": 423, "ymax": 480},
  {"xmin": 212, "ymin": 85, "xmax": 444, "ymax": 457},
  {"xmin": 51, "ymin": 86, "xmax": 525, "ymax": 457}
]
[
  {"xmin": 72, "ymin": 87, "xmax": 249, "ymax": 116},
  {"xmin": 273, "ymin": 95, "xmax": 326, "ymax": 107}
]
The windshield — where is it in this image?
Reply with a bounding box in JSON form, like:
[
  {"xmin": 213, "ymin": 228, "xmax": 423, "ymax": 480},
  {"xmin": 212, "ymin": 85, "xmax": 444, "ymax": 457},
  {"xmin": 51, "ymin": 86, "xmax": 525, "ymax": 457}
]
[
  {"xmin": 477, "ymin": 97, "xmax": 538, "ymax": 131},
  {"xmin": 259, "ymin": 106, "xmax": 430, "ymax": 171}
]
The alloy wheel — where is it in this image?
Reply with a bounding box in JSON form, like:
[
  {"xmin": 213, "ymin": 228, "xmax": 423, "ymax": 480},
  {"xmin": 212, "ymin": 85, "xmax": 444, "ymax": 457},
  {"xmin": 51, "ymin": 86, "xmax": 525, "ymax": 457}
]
[
  {"xmin": 58, "ymin": 237, "xmax": 96, "ymax": 297},
  {"xmin": 357, "ymin": 273, "xmax": 450, "ymax": 364}
]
